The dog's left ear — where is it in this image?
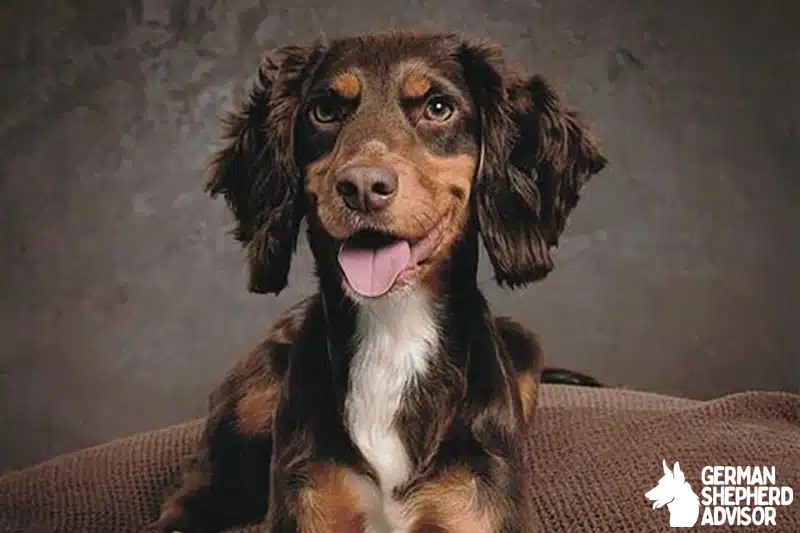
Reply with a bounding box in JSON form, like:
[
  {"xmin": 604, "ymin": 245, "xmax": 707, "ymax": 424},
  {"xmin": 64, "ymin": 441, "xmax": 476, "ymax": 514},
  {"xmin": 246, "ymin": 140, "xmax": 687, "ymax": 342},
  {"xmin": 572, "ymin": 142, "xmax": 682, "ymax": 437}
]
[
  {"xmin": 206, "ymin": 44, "xmax": 326, "ymax": 294},
  {"xmin": 460, "ymin": 41, "xmax": 607, "ymax": 287}
]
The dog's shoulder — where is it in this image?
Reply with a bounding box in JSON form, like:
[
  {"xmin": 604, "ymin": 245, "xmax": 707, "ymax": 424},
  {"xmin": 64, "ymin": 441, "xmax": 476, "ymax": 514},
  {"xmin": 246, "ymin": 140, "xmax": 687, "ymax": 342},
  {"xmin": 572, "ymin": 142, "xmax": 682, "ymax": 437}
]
[
  {"xmin": 494, "ymin": 316, "xmax": 544, "ymax": 376},
  {"xmin": 208, "ymin": 296, "xmax": 314, "ymax": 410}
]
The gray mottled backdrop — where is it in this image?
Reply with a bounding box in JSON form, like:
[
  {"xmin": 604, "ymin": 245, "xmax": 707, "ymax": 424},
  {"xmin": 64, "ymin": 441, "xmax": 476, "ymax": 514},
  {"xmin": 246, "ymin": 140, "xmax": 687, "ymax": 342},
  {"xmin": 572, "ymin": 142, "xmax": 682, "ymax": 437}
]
[{"xmin": 1, "ymin": 0, "xmax": 798, "ymax": 471}]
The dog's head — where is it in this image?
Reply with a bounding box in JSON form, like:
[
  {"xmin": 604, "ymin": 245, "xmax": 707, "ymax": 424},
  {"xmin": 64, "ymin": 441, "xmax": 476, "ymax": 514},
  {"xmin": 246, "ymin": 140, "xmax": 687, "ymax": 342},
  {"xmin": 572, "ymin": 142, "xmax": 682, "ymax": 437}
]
[{"xmin": 207, "ymin": 32, "xmax": 606, "ymax": 299}]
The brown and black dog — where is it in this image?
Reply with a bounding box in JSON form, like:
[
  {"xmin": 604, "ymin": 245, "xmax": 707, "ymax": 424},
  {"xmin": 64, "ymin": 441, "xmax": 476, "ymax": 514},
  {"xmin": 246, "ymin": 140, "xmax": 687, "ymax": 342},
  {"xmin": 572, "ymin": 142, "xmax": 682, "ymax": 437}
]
[{"xmin": 146, "ymin": 31, "xmax": 605, "ymax": 533}]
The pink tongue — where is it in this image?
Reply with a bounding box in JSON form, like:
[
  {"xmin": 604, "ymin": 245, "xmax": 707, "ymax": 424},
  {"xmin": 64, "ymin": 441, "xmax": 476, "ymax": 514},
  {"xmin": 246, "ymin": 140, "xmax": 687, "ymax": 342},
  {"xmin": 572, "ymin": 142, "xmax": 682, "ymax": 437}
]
[{"xmin": 338, "ymin": 239, "xmax": 411, "ymax": 297}]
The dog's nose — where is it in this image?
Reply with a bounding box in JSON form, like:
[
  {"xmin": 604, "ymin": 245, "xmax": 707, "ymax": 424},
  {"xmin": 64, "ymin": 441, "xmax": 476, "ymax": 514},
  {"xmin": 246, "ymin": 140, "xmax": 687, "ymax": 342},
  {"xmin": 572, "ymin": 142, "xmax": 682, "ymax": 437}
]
[{"xmin": 334, "ymin": 165, "xmax": 398, "ymax": 212}]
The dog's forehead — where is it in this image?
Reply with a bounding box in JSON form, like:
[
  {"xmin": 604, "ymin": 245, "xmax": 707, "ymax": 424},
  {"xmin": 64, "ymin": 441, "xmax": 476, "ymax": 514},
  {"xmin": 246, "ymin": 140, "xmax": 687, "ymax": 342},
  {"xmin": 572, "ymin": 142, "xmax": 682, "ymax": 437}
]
[
  {"xmin": 317, "ymin": 35, "xmax": 466, "ymax": 96},
  {"xmin": 326, "ymin": 33, "xmax": 456, "ymax": 68}
]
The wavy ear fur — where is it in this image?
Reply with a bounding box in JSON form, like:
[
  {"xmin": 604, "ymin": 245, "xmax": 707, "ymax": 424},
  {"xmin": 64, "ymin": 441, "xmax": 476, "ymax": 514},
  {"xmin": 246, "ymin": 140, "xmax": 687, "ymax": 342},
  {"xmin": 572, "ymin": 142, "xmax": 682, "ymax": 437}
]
[
  {"xmin": 206, "ymin": 44, "xmax": 326, "ymax": 294},
  {"xmin": 460, "ymin": 41, "xmax": 607, "ymax": 288}
]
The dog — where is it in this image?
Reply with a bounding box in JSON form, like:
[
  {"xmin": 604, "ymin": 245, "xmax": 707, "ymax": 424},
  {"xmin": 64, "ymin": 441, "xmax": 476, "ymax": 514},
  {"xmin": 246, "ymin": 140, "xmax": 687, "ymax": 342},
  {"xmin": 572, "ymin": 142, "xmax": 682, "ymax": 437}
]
[
  {"xmin": 145, "ymin": 31, "xmax": 606, "ymax": 533},
  {"xmin": 645, "ymin": 461, "xmax": 701, "ymax": 528}
]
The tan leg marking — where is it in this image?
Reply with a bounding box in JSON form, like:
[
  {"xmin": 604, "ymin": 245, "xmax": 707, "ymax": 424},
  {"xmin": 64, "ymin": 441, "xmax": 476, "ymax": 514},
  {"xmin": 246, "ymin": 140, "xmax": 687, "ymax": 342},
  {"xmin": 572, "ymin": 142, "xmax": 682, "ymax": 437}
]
[
  {"xmin": 404, "ymin": 468, "xmax": 501, "ymax": 533},
  {"xmin": 297, "ymin": 464, "xmax": 366, "ymax": 533}
]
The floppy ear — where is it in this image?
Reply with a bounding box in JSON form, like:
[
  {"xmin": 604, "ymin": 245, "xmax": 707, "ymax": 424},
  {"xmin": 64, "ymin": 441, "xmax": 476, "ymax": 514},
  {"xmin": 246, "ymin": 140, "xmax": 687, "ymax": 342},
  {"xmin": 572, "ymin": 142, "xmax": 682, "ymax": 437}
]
[
  {"xmin": 206, "ymin": 44, "xmax": 326, "ymax": 294},
  {"xmin": 461, "ymin": 41, "xmax": 606, "ymax": 288}
]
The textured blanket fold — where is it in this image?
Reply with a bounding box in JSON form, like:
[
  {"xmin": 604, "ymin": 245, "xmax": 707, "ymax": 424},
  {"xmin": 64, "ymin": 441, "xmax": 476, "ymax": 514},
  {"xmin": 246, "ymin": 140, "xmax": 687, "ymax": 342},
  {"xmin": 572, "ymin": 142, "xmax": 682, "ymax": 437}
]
[{"xmin": 2, "ymin": 386, "xmax": 798, "ymax": 532}]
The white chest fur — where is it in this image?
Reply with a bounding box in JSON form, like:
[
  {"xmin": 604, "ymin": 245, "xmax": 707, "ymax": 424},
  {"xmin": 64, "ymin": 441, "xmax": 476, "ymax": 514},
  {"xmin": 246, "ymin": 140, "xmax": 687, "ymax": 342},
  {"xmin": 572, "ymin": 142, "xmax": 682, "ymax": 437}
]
[{"xmin": 344, "ymin": 288, "xmax": 440, "ymax": 503}]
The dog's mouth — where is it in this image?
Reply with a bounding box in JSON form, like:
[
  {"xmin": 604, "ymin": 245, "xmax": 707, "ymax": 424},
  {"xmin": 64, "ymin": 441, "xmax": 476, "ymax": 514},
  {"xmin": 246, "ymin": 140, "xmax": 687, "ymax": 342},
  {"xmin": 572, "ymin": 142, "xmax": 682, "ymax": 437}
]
[{"xmin": 337, "ymin": 213, "xmax": 451, "ymax": 298}]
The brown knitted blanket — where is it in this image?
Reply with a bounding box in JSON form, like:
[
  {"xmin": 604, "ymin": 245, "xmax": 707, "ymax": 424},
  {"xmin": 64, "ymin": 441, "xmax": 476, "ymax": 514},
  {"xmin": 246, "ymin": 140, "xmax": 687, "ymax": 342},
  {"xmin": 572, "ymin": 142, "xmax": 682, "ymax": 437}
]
[{"xmin": 2, "ymin": 385, "xmax": 798, "ymax": 532}]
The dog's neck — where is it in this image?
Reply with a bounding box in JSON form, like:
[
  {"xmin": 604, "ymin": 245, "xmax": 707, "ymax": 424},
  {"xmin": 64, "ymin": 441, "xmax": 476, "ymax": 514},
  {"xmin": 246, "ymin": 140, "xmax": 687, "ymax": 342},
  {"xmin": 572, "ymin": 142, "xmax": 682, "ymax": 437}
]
[{"xmin": 313, "ymin": 223, "xmax": 483, "ymax": 399}]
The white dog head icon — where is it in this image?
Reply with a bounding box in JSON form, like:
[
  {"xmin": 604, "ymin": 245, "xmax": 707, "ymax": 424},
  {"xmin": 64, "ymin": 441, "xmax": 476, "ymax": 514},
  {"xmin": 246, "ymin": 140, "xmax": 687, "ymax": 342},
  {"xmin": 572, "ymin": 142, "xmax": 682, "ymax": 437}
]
[{"xmin": 645, "ymin": 460, "xmax": 700, "ymax": 527}]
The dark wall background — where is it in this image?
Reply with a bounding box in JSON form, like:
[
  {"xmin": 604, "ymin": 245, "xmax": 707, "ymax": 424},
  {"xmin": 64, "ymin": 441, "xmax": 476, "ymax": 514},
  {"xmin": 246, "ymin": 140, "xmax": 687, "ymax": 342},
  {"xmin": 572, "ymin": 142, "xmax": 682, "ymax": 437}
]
[{"xmin": 1, "ymin": 0, "xmax": 798, "ymax": 472}]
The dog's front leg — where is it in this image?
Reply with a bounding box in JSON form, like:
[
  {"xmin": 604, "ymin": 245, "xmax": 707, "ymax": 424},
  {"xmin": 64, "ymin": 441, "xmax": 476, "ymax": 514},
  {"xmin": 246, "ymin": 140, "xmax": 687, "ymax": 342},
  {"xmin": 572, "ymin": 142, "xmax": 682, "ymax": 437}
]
[
  {"xmin": 144, "ymin": 300, "xmax": 310, "ymax": 533},
  {"xmin": 401, "ymin": 454, "xmax": 542, "ymax": 533},
  {"xmin": 399, "ymin": 317, "xmax": 543, "ymax": 533},
  {"xmin": 265, "ymin": 412, "xmax": 366, "ymax": 533}
]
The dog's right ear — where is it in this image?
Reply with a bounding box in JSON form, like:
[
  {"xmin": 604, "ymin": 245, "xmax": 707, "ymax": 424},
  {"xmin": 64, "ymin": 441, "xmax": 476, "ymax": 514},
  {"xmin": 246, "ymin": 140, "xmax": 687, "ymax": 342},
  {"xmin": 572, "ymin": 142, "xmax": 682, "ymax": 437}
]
[{"xmin": 206, "ymin": 44, "xmax": 326, "ymax": 294}]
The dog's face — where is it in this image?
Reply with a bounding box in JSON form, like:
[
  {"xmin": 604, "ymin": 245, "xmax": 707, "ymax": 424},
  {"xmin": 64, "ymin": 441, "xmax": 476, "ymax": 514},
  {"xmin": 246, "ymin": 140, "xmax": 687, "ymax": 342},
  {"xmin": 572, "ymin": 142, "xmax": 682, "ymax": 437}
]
[
  {"xmin": 207, "ymin": 32, "xmax": 606, "ymax": 298},
  {"xmin": 301, "ymin": 39, "xmax": 480, "ymax": 298}
]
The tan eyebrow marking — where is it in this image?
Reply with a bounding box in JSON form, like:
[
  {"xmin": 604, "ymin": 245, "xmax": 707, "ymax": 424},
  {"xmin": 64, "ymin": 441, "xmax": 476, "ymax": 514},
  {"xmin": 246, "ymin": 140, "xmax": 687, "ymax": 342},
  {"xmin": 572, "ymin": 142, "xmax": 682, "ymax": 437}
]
[
  {"xmin": 401, "ymin": 71, "xmax": 432, "ymax": 99},
  {"xmin": 330, "ymin": 72, "xmax": 361, "ymax": 99}
]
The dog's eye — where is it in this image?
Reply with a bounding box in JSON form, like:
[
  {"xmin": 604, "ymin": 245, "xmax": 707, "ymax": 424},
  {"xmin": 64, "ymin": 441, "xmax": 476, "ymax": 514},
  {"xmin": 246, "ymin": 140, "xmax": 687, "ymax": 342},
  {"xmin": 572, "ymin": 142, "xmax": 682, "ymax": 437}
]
[
  {"xmin": 310, "ymin": 98, "xmax": 345, "ymax": 124},
  {"xmin": 423, "ymin": 96, "xmax": 455, "ymax": 122}
]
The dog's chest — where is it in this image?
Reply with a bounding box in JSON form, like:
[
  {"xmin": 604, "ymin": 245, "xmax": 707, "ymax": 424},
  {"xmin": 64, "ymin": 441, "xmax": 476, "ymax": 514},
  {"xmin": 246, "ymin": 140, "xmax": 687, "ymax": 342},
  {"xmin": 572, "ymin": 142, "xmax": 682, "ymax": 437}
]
[{"xmin": 344, "ymin": 290, "xmax": 439, "ymax": 505}]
